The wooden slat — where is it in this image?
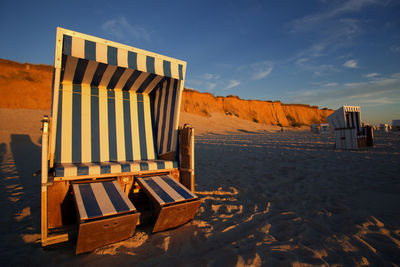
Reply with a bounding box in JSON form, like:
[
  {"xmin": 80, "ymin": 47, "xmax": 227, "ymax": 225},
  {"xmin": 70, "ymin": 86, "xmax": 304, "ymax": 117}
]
[{"xmin": 53, "ymin": 167, "xmax": 178, "ymax": 181}]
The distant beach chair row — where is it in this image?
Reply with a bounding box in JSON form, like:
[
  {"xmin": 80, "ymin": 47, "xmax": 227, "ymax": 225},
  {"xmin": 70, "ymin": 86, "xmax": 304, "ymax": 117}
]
[
  {"xmin": 327, "ymin": 106, "xmax": 374, "ymax": 150},
  {"xmin": 310, "ymin": 123, "xmax": 330, "ymax": 134},
  {"xmin": 40, "ymin": 28, "xmax": 200, "ymax": 254}
]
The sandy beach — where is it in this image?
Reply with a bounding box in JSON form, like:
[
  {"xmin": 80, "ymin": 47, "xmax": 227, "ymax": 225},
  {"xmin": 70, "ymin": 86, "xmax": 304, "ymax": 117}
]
[{"xmin": 1, "ymin": 109, "xmax": 399, "ymax": 266}]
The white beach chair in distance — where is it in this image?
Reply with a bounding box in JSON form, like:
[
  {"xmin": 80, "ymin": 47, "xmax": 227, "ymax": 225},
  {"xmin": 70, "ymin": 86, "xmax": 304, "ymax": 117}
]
[
  {"xmin": 40, "ymin": 27, "xmax": 200, "ymax": 254},
  {"xmin": 327, "ymin": 106, "xmax": 373, "ymax": 149},
  {"xmin": 319, "ymin": 123, "xmax": 330, "ymax": 133},
  {"xmin": 310, "ymin": 124, "xmax": 320, "ymax": 133},
  {"xmin": 392, "ymin": 120, "xmax": 400, "ymax": 131}
]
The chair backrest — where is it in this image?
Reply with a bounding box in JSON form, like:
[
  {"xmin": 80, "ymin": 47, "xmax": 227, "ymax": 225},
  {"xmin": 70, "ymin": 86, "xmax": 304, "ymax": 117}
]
[{"xmin": 49, "ymin": 28, "xmax": 186, "ymax": 165}]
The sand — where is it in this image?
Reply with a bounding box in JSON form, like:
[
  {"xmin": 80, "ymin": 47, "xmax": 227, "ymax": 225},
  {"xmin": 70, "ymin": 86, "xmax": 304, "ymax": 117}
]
[{"xmin": 1, "ymin": 108, "xmax": 400, "ymax": 266}]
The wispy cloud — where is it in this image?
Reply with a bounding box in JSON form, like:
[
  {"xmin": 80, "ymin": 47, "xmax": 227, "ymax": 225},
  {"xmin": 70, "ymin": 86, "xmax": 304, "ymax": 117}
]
[
  {"xmin": 186, "ymin": 72, "xmax": 221, "ymax": 92},
  {"xmin": 203, "ymin": 73, "xmax": 220, "ymax": 80},
  {"xmin": 288, "ymin": 0, "xmax": 386, "ymax": 75},
  {"xmin": 285, "ymin": 72, "xmax": 400, "ymax": 108},
  {"xmin": 225, "ymin": 80, "xmax": 240, "ymax": 89},
  {"xmin": 206, "ymin": 82, "xmax": 217, "ymax": 90},
  {"xmin": 343, "ymin": 59, "xmax": 358, "ymax": 68},
  {"xmin": 291, "ymin": 18, "xmax": 362, "ymax": 75},
  {"xmin": 390, "ymin": 45, "xmax": 400, "ymax": 53},
  {"xmin": 364, "ymin": 72, "xmax": 380, "ymax": 78},
  {"xmin": 324, "ymin": 82, "xmax": 339, "ymax": 87},
  {"xmin": 253, "ymin": 67, "xmax": 273, "ymax": 80},
  {"xmin": 237, "ymin": 60, "xmax": 273, "ymax": 80},
  {"xmin": 295, "ymin": 57, "xmax": 338, "ymax": 76},
  {"xmin": 102, "ymin": 16, "xmax": 150, "ymax": 42},
  {"xmin": 291, "ymin": 0, "xmax": 381, "ymax": 33}
]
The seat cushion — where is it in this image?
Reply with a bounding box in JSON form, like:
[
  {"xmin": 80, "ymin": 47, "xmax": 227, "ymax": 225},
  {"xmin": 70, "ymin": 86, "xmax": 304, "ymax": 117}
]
[{"xmin": 54, "ymin": 160, "xmax": 178, "ymax": 178}]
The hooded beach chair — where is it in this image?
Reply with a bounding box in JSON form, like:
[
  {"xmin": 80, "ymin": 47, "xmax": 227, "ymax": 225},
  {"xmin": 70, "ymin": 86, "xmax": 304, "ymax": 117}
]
[
  {"xmin": 327, "ymin": 106, "xmax": 373, "ymax": 149},
  {"xmin": 40, "ymin": 27, "xmax": 200, "ymax": 254}
]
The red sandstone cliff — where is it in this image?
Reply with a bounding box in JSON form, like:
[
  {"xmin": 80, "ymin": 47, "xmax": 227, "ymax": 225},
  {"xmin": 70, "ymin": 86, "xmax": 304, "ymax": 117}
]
[{"xmin": 181, "ymin": 89, "xmax": 332, "ymax": 126}]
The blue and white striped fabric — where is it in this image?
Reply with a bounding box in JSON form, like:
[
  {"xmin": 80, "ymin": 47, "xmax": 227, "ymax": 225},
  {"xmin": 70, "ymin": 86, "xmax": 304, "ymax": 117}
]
[
  {"xmin": 51, "ymin": 29, "xmax": 186, "ymax": 175},
  {"xmin": 152, "ymin": 79, "xmax": 181, "ymax": 155},
  {"xmin": 60, "ymin": 54, "xmax": 167, "ymax": 93},
  {"xmin": 137, "ymin": 175, "xmax": 197, "ymax": 205},
  {"xmin": 62, "ymin": 35, "xmax": 184, "ymax": 81},
  {"xmin": 72, "ymin": 180, "xmax": 136, "ymax": 220},
  {"xmin": 55, "ymin": 160, "xmax": 178, "ymax": 178},
  {"xmin": 55, "ymin": 84, "xmax": 157, "ymax": 163}
]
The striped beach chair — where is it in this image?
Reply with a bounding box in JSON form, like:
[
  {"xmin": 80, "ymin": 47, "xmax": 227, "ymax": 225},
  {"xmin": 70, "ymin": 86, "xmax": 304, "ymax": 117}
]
[
  {"xmin": 40, "ymin": 27, "xmax": 200, "ymax": 251},
  {"xmin": 327, "ymin": 106, "xmax": 373, "ymax": 149}
]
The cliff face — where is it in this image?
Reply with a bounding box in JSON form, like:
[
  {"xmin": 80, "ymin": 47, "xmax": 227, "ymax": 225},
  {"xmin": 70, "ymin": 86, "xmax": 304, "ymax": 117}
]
[
  {"xmin": 182, "ymin": 89, "xmax": 333, "ymax": 126},
  {"xmin": 0, "ymin": 58, "xmax": 333, "ymax": 126},
  {"xmin": 282, "ymin": 104, "xmax": 332, "ymax": 126},
  {"xmin": 0, "ymin": 59, "xmax": 53, "ymax": 109}
]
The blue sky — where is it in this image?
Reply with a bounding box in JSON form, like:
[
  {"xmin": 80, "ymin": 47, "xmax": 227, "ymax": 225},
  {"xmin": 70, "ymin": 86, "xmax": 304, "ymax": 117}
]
[{"xmin": 1, "ymin": 0, "xmax": 399, "ymax": 124}]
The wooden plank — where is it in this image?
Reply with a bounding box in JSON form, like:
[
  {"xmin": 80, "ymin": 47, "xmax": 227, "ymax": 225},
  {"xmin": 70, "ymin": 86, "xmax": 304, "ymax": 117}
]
[
  {"xmin": 47, "ymin": 181, "xmax": 74, "ymax": 228},
  {"xmin": 42, "ymin": 233, "xmax": 69, "ymax": 247},
  {"xmin": 41, "ymin": 188, "xmax": 48, "ymax": 244},
  {"xmin": 152, "ymin": 199, "xmax": 201, "ymax": 233},
  {"xmin": 76, "ymin": 213, "xmax": 139, "ymax": 254},
  {"xmin": 179, "ymin": 126, "xmax": 195, "ymax": 191},
  {"xmin": 49, "ymin": 68, "xmax": 61, "ymax": 168},
  {"xmin": 53, "ymin": 168, "xmax": 178, "ymax": 182}
]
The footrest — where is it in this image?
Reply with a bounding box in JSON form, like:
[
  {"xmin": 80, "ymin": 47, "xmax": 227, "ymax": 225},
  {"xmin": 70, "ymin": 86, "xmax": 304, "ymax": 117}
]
[
  {"xmin": 72, "ymin": 180, "xmax": 140, "ymax": 254},
  {"xmin": 137, "ymin": 175, "xmax": 197, "ymax": 206},
  {"xmin": 136, "ymin": 175, "xmax": 201, "ymax": 232},
  {"xmin": 73, "ymin": 180, "xmax": 136, "ymax": 220}
]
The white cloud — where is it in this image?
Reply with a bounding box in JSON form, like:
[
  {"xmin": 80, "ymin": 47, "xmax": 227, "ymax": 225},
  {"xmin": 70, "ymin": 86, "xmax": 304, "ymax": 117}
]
[
  {"xmin": 296, "ymin": 58, "xmax": 309, "ymax": 64},
  {"xmin": 225, "ymin": 80, "xmax": 240, "ymax": 89},
  {"xmin": 300, "ymin": 18, "xmax": 361, "ymax": 57},
  {"xmin": 203, "ymin": 73, "xmax": 220, "ymax": 80},
  {"xmin": 291, "ymin": 0, "xmax": 381, "ymax": 33},
  {"xmin": 364, "ymin": 72, "xmax": 380, "ymax": 78},
  {"xmin": 289, "ymin": 1, "xmax": 379, "ymax": 73},
  {"xmin": 253, "ymin": 67, "xmax": 273, "ymax": 80},
  {"xmin": 391, "ymin": 45, "xmax": 400, "ymax": 53},
  {"xmin": 324, "ymin": 82, "xmax": 339, "ymax": 87},
  {"xmin": 237, "ymin": 60, "xmax": 273, "ymax": 80},
  {"xmin": 286, "ymin": 72, "xmax": 400, "ymax": 109},
  {"xmin": 102, "ymin": 16, "xmax": 150, "ymax": 41},
  {"xmin": 345, "ymin": 82, "xmax": 366, "ymax": 87},
  {"xmin": 206, "ymin": 82, "xmax": 217, "ymax": 90},
  {"xmin": 343, "ymin": 59, "xmax": 358, "ymax": 68},
  {"xmin": 296, "ymin": 58, "xmax": 338, "ymax": 76}
]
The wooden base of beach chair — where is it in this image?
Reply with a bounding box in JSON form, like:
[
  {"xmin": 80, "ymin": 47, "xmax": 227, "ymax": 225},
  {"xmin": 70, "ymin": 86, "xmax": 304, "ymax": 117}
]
[
  {"xmin": 76, "ymin": 213, "xmax": 139, "ymax": 254},
  {"xmin": 136, "ymin": 175, "xmax": 201, "ymax": 233},
  {"xmin": 153, "ymin": 199, "xmax": 201, "ymax": 233},
  {"xmin": 42, "ymin": 233, "xmax": 69, "ymax": 247},
  {"xmin": 72, "ymin": 180, "xmax": 140, "ymax": 254}
]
